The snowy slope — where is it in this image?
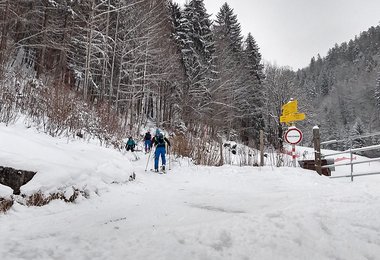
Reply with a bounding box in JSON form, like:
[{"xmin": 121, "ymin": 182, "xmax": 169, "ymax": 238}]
[
  {"xmin": 0, "ymin": 122, "xmax": 135, "ymax": 197},
  {"xmin": 1, "ymin": 122, "xmax": 380, "ymax": 260}
]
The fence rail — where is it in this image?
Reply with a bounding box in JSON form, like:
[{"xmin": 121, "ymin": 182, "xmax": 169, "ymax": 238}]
[
  {"xmin": 321, "ymin": 157, "xmax": 380, "ymax": 168},
  {"xmin": 329, "ymin": 171, "xmax": 380, "ymax": 179},
  {"xmin": 322, "ymin": 144, "xmax": 380, "ymax": 158},
  {"xmin": 314, "ymin": 128, "xmax": 380, "ymax": 181},
  {"xmin": 320, "ymin": 131, "xmax": 380, "ymax": 145}
]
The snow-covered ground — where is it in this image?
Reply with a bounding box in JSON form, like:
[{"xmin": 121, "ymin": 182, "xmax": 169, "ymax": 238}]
[{"xmin": 1, "ymin": 122, "xmax": 380, "ymax": 260}]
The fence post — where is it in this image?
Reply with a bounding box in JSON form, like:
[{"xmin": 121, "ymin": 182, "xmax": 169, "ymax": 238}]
[
  {"xmin": 313, "ymin": 126, "xmax": 322, "ymax": 175},
  {"xmin": 260, "ymin": 130, "xmax": 264, "ymax": 166},
  {"xmin": 349, "ymin": 139, "xmax": 354, "ymax": 182},
  {"xmin": 219, "ymin": 138, "xmax": 224, "ymax": 166}
]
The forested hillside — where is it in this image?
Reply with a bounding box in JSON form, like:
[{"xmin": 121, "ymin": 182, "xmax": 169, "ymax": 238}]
[
  {"xmin": 0, "ymin": 0, "xmax": 266, "ymax": 157},
  {"xmin": 0, "ymin": 0, "xmax": 379, "ymax": 162},
  {"xmin": 294, "ymin": 25, "xmax": 380, "ymax": 153}
]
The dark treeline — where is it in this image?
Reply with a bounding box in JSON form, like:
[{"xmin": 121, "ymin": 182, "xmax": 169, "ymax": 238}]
[
  {"xmin": 0, "ymin": 0, "xmax": 267, "ymax": 155},
  {"xmin": 294, "ymin": 25, "xmax": 380, "ymax": 155}
]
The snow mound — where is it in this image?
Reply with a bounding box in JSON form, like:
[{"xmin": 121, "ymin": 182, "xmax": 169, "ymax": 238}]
[
  {"xmin": 0, "ymin": 184, "xmax": 13, "ymax": 198},
  {"xmin": 0, "ymin": 122, "xmax": 135, "ymax": 197}
]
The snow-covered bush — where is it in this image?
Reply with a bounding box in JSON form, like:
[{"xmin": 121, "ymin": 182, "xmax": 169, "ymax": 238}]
[{"xmin": 0, "ymin": 76, "xmax": 127, "ymax": 148}]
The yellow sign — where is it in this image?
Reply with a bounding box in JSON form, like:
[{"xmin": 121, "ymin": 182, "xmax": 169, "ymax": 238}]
[
  {"xmin": 281, "ymin": 100, "xmax": 298, "ymax": 116},
  {"xmin": 280, "ymin": 99, "xmax": 306, "ymax": 123},
  {"xmin": 280, "ymin": 113, "xmax": 306, "ymax": 123}
]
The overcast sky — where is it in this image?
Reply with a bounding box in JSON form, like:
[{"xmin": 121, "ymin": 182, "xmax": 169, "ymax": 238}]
[{"xmin": 175, "ymin": 0, "xmax": 380, "ymax": 70}]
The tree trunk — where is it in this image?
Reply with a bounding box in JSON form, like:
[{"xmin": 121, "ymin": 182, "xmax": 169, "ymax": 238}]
[
  {"xmin": 0, "ymin": 0, "xmax": 9, "ymax": 73},
  {"xmin": 36, "ymin": 3, "xmax": 48, "ymax": 79},
  {"xmin": 83, "ymin": 0, "xmax": 95, "ymax": 100},
  {"xmin": 100, "ymin": 1, "xmax": 111, "ymax": 102},
  {"xmin": 109, "ymin": 8, "xmax": 120, "ymax": 106}
]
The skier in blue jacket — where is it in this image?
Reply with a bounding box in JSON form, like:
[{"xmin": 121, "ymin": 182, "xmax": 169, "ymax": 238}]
[{"xmin": 152, "ymin": 131, "xmax": 171, "ymax": 172}]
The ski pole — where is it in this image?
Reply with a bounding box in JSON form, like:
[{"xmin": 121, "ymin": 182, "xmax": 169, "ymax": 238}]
[
  {"xmin": 168, "ymin": 146, "xmax": 171, "ymax": 170},
  {"xmin": 132, "ymin": 151, "xmax": 139, "ymax": 161},
  {"xmin": 145, "ymin": 147, "xmax": 153, "ymax": 171}
]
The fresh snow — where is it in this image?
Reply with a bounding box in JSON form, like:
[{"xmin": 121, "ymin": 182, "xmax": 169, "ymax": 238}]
[
  {"xmin": 0, "ymin": 122, "xmax": 134, "ymax": 196},
  {"xmin": 1, "ymin": 122, "xmax": 380, "ymax": 260},
  {"xmin": 0, "ymin": 184, "xmax": 12, "ymax": 198}
]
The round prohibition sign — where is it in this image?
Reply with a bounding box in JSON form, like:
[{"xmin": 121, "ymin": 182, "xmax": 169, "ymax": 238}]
[{"xmin": 284, "ymin": 127, "xmax": 303, "ymax": 145}]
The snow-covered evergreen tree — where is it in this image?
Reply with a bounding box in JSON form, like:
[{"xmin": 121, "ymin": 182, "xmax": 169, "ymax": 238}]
[
  {"xmin": 178, "ymin": 0, "xmax": 215, "ymax": 121},
  {"xmin": 168, "ymin": 1, "xmax": 183, "ymax": 44},
  {"xmin": 167, "ymin": 1, "xmax": 188, "ymax": 128},
  {"xmin": 351, "ymin": 117, "xmax": 366, "ymax": 150},
  {"xmin": 214, "ymin": 3, "xmax": 243, "ymax": 53},
  {"xmin": 209, "ymin": 3, "xmax": 245, "ymax": 139},
  {"xmin": 240, "ymin": 33, "xmax": 266, "ymax": 143},
  {"xmin": 375, "ymin": 73, "xmax": 380, "ymax": 111},
  {"xmin": 244, "ymin": 33, "xmax": 265, "ymax": 84},
  {"xmin": 319, "ymin": 71, "xmax": 330, "ymax": 96}
]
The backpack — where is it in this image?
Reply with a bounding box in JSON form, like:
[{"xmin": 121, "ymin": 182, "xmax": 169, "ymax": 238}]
[{"xmin": 157, "ymin": 133, "xmax": 165, "ymax": 146}]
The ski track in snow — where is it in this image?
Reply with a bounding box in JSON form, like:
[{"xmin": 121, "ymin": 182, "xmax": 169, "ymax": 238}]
[
  {"xmin": 2, "ymin": 163, "xmax": 380, "ymax": 260},
  {"xmin": 1, "ymin": 125, "xmax": 380, "ymax": 259}
]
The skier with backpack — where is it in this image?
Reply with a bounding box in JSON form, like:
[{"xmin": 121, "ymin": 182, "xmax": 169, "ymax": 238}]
[
  {"xmin": 143, "ymin": 131, "xmax": 152, "ymax": 153},
  {"xmin": 152, "ymin": 130, "xmax": 171, "ymax": 173}
]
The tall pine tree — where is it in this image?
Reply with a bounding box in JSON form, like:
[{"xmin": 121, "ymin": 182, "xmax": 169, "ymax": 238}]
[
  {"xmin": 241, "ymin": 33, "xmax": 266, "ymax": 144},
  {"xmin": 178, "ymin": 0, "xmax": 215, "ymax": 124},
  {"xmin": 244, "ymin": 33, "xmax": 265, "ymax": 84},
  {"xmin": 210, "ymin": 3, "xmax": 245, "ymax": 139},
  {"xmin": 214, "ymin": 3, "xmax": 243, "ymax": 53}
]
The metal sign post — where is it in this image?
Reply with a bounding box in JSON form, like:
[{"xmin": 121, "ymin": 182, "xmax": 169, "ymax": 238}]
[
  {"xmin": 292, "ymin": 144, "xmax": 296, "ymax": 167},
  {"xmin": 284, "ymin": 126, "xmax": 303, "ymax": 167},
  {"xmin": 280, "ymin": 99, "xmax": 306, "ymax": 168}
]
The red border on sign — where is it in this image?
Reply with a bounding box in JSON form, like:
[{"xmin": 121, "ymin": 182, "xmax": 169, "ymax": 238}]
[{"xmin": 284, "ymin": 128, "xmax": 303, "ymax": 145}]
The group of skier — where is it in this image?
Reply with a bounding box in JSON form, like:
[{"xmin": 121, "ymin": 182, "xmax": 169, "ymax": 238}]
[{"xmin": 126, "ymin": 129, "xmax": 171, "ymax": 173}]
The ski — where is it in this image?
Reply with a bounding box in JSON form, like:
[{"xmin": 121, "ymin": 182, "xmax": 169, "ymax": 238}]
[{"xmin": 149, "ymin": 169, "xmax": 166, "ymax": 174}]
